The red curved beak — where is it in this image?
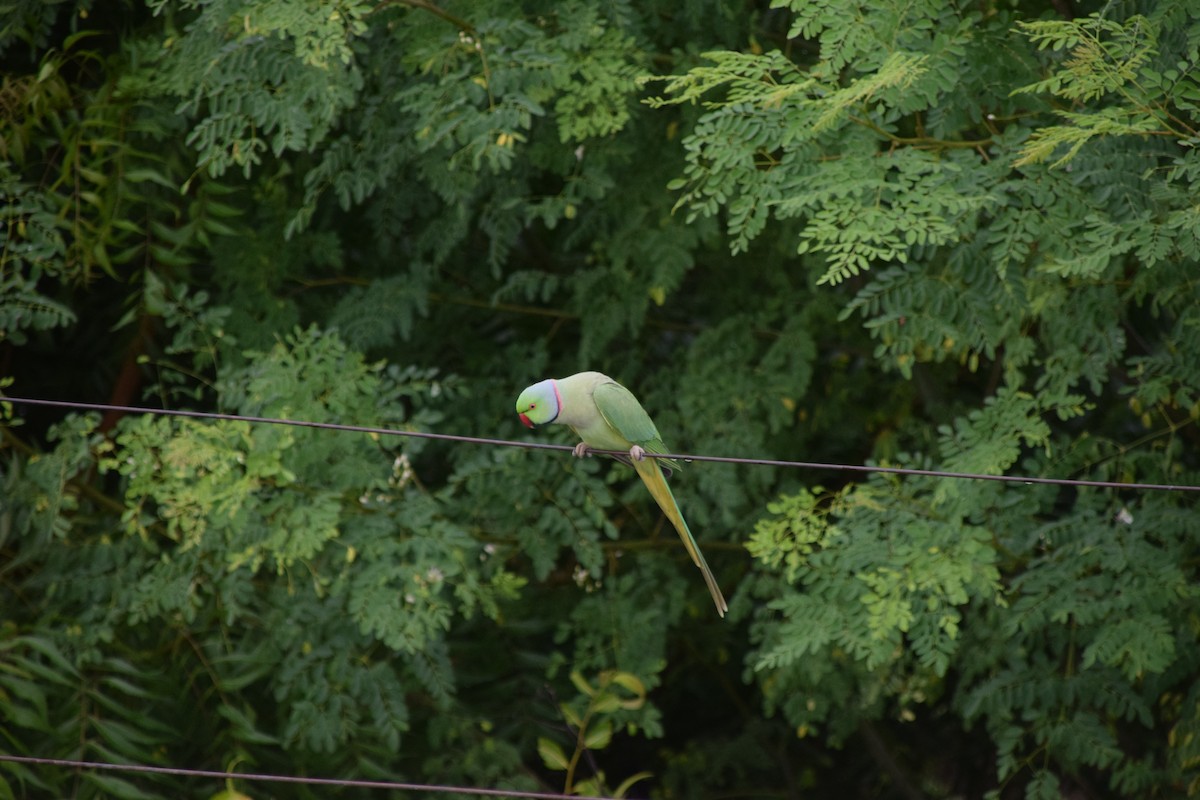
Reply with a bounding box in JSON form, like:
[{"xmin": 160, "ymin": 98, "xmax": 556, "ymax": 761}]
[{"xmin": 519, "ymin": 413, "xmax": 534, "ymax": 429}]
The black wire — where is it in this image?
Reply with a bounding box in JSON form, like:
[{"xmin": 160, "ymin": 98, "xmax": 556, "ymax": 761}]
[
  {"xmin": 0, "ymin": 754, "xmax": 609, "ymax": 800},
  {"xmin": 4, "ymin": 396, "xmax": 1198, "ymax": 493}
]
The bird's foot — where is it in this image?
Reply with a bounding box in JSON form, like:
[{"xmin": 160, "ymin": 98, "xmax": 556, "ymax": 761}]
[
  {"xmin": 572, "ymin": 442, "xmax": 592, "ymax": 459},
  {"xmin": 629, "ymin": 445, "xmax": 646, "ymax": 462}
]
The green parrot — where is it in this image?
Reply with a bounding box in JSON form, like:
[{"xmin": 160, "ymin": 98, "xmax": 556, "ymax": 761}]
[{"xmin": 515, "ymin": 371, "xmax": 728, "ymax": 617}]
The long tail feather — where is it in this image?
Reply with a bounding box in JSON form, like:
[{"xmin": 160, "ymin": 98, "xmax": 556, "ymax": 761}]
[{"xmin": 633, "ymin": 459, "xmax": 728, "ymax": 618}]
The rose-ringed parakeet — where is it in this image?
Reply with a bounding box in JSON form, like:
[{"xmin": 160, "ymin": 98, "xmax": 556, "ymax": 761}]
[{"xmin": 515, "ymin": 371, "xmax": 728, "ymax": 617}]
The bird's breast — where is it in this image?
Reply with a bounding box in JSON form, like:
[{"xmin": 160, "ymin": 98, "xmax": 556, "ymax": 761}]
[{"xmin": 569, "ymin": 417, "xmax": 633, "ymax": 451}]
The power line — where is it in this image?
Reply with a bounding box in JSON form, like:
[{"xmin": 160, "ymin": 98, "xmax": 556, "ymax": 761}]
[
  {"xmin": 4, "ymin": 395, "xmax": 1198, "ymax": 493},
  {"xmin": 0, "ymin": 754, "xmax": 609, "ymax": 800}
]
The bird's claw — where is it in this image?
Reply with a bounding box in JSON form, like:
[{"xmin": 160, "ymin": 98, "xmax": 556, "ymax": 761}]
[
  {"xmin": 572, "ymin": 442, "xmax": 592, "ymax": 459},
  {"xmin": 629, "ymin": 445, "xmax": 646, "ymax": 462}
]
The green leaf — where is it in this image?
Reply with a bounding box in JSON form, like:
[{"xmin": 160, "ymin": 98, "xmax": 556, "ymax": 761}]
[
  {"xmin": 583, "ymin": 718, "xmax": 613, "ymax": 750},
  {"xmin": 611, "ymin": 771, "xmax": 654, "ymax": 798},
  {"xmin": 537, "ymin": 737, "xmax": 570, "ymax": 771}
]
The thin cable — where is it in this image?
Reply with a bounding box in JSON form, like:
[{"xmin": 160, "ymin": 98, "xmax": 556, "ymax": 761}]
[
  {"xmin": 3, "ymin": 396, "xmax": 566, "ymax": 453},
  {"xmin": 4, "ymin": 396, "xmax": 1198, "ymax": 493},
  {"xmin": 0, "ymin": 754, "xmax": 608, "ymax": 800}
]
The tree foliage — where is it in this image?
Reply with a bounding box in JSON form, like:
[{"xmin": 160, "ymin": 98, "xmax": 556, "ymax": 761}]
[{"xmin": 2, "ymin": 1, "xmax": 1199, "ymax": 799}]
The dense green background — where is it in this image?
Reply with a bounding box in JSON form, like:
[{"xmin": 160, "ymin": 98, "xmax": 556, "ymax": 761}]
[{"xmin": 2, "ymin": 1, "xmax": 1199, "ymax": 798}]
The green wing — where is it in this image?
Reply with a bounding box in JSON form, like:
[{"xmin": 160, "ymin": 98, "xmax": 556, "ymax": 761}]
[{"xmin": 593, "ymin": 380, "xmax": 681, "ymax": 473}]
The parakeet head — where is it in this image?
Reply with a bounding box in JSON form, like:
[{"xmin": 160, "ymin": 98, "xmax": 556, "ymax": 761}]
[{"xmin": 515, "ymin": 379, "xmax": 561, "ymax": 428}]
